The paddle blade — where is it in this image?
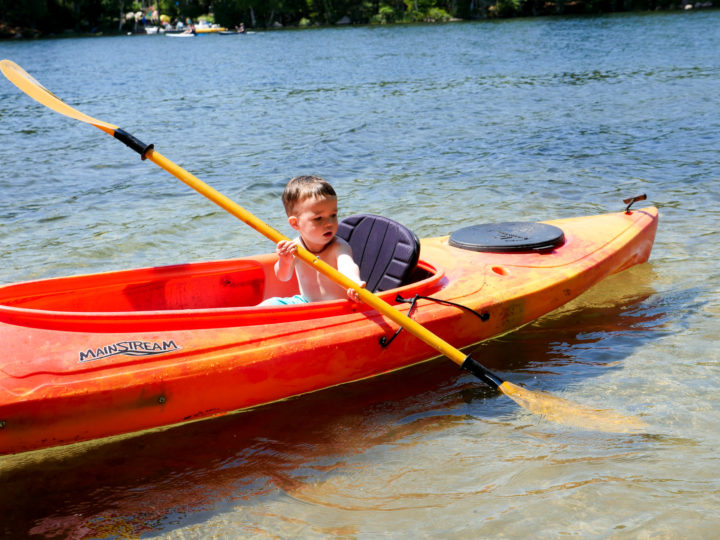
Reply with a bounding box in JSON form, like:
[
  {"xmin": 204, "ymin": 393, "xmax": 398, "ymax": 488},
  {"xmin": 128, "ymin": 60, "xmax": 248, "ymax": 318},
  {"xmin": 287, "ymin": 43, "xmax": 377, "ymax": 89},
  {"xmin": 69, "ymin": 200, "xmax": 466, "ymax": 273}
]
[
  {"xmin": 0, "ymin": 59, "xmax": 117, "ymax": 135},
  {"xmin": 499, "ymin": 381, "xmax": 648, "ymax": 433}
]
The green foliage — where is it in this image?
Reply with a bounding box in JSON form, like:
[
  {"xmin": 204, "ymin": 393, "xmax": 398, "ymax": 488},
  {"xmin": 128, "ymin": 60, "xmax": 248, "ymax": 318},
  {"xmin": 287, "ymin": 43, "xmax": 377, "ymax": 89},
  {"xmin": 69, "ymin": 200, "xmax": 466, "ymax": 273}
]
[
  {"xmin": 403, "ymin": 0, "xmax": 436, "ymax": 11},
  {"xmin": 372, "ymin": 5, "xmax": 399, "ymax": 23},
  {"xmin": 426, "ymin": 7, "xmax": 451, "ymax": 20},
  {"xmin": 492, "ymin": 0, "xmax": 523, "ymax": 17},
  {"xmin": 0, "ymin": 0, "xmax": 75, "ymax": 35}
]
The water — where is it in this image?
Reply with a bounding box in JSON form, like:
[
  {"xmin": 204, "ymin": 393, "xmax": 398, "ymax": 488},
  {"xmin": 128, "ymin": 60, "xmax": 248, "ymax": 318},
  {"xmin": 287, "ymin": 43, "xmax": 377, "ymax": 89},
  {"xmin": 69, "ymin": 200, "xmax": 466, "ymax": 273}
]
[{"xmin": 1, "ymin": 12, "xmax": 719, "ymax": 538}]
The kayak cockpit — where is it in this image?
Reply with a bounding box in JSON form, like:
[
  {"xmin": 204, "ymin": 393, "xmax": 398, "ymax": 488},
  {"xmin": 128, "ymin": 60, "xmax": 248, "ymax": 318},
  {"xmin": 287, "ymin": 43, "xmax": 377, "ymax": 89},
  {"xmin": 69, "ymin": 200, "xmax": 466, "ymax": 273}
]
[
  {"xmin": 0, "ymin": 254, "xmax": 443, "ymax": 332},
  {"xmin": 3, "ymin": 258, "xmax": 270, "ymax": 313}
]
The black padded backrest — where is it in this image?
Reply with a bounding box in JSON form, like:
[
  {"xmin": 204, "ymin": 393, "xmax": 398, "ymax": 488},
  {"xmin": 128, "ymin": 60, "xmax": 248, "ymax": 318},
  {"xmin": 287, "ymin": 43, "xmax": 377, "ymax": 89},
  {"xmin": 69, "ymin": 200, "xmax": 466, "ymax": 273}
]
[{"xmin": 337, "ymin": 214, "xmax": 420, "ymax": 292}]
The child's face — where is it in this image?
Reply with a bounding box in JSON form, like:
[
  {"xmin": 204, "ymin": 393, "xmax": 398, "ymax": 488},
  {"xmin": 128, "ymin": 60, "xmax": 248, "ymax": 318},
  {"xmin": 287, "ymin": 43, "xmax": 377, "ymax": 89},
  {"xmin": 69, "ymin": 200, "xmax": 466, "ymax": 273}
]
[{"xmin": 288, "ymin": 196, "xmax": 338, "ymax": 252}]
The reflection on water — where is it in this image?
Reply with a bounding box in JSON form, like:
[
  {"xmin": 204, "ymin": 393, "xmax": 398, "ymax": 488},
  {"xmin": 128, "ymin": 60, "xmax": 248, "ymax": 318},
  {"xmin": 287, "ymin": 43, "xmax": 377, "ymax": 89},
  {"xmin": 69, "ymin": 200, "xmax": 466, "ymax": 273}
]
[{"xmin": 1, "ymin": 360, "xmax": 463, "ymax": 537}]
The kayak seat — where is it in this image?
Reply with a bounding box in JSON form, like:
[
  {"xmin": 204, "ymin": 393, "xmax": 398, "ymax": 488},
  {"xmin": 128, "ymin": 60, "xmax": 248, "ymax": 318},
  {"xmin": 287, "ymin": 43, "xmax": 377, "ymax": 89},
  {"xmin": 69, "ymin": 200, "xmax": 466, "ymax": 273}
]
[{"xmin": 337, "ymin": 214, "xmax": 420, "ymax": 293}]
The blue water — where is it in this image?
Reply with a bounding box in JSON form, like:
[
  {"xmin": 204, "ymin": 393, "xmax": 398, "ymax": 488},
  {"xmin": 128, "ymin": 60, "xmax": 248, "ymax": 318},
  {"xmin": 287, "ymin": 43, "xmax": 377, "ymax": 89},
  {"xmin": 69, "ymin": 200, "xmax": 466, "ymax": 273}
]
[{"xmin": 1, "ymin": 12, "xmax": 719, "ymax": 538}]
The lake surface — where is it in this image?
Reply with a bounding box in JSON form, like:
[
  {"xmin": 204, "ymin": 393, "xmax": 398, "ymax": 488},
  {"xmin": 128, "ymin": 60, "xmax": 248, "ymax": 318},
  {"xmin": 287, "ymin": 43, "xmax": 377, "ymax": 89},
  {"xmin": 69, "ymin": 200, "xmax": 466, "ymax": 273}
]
[{"xmin": 1, "ymin": 11, "xmax": 719, "ymax": 538}]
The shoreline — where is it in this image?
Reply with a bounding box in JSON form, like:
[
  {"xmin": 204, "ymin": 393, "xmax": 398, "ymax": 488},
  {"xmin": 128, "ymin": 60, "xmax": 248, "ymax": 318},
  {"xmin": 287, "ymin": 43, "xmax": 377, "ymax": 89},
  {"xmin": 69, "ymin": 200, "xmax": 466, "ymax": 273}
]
[{"xmin": 1, "ymin": 5, "xmax": 716, "ymax": 41}]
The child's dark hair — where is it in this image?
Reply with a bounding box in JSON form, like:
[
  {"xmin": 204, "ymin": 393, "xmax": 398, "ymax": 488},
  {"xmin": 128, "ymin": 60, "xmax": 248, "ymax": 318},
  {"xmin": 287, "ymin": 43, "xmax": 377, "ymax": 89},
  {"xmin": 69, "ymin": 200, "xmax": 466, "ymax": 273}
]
[{"xmin": 282, "ymin": 175, "xmax": 336, "ymax": 216}]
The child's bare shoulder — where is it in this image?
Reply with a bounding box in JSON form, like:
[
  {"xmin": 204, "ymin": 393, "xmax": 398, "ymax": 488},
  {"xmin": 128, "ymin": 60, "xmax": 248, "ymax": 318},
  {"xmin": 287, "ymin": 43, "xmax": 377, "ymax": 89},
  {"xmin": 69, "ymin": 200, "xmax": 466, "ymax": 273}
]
[{"xmin": 334, "ymin": 236, "xmax": 352, "ymax": 250}]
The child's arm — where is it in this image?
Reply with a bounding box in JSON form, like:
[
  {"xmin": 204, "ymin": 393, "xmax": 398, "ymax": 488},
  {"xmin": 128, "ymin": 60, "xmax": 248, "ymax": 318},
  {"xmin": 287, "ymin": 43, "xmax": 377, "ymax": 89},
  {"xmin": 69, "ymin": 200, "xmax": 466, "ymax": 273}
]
[
  {"xmin": 337, "ymin": 250, "xmax": 365, "ymax": 302},
  {"xmin": 274, "ymin": 240, "xmax": 297, "ymax": 281}
]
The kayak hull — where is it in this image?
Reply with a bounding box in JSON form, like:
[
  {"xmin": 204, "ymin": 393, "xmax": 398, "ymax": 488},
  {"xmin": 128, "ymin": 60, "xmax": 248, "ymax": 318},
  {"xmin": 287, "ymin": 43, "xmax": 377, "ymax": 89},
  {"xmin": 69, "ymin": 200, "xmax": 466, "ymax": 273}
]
[{"xmin": 0, "ymin": 208, "xmax": 658, "ymax": 455}]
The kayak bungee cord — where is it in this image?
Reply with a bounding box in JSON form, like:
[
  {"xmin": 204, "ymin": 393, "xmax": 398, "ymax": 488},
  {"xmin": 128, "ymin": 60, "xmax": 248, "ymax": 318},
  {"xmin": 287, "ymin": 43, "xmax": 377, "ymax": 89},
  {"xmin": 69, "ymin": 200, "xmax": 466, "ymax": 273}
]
[
  {"xmin": 379, "ymin": 294, "xmax": 490, "ymax": 348},
  {"xmin": 0, "ymin": 59, "xmax": 648, "ymax": 433}
]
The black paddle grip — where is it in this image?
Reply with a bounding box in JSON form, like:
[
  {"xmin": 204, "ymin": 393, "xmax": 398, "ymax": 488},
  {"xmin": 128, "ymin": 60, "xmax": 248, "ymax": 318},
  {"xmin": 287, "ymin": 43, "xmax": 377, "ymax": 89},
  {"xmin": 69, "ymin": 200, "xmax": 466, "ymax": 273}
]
[
  {"xmin": 114, "ymin": 128, "xmax": 154, "ymax": 160},
  {"xmin": 461, "ymin": 355, "xmax": 504, "ymax": 390}
]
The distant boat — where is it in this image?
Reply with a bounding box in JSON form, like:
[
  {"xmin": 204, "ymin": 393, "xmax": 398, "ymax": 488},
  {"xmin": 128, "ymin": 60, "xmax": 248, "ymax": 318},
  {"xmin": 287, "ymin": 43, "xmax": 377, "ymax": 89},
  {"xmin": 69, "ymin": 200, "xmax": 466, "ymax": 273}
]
[
  {"xmin": 166, "ymin": 32, "xmax": 196, "ymax": 38},
  {"xmin": 219, "ymin": 30, "xmax": 255, "ymax": 35},
  {"xmin": 194, "ymin": 22, "xmax": 227, "ymax": 33}
]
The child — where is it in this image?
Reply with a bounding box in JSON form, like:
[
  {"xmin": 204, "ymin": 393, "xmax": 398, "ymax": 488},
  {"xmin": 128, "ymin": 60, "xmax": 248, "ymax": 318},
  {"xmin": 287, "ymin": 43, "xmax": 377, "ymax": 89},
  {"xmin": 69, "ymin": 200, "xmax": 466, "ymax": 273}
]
[{"xmin": 261, "ymin": 175, "xmax": 365, "ymax": 305}]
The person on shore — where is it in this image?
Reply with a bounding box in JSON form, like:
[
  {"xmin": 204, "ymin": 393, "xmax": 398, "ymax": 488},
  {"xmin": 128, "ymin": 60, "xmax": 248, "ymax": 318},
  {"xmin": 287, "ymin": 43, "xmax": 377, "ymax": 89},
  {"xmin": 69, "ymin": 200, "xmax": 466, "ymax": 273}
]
[{"xmin": 261, "ymin": 175, "xmax": 365, "ymax": 306}]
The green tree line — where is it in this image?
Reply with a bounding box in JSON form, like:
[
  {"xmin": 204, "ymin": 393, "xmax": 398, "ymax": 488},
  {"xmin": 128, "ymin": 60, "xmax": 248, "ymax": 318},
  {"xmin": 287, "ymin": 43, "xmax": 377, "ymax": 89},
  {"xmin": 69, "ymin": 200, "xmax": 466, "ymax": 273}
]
[{"xmin": 0, "ymin": 0, "xmax": 702, "ymax": 38}]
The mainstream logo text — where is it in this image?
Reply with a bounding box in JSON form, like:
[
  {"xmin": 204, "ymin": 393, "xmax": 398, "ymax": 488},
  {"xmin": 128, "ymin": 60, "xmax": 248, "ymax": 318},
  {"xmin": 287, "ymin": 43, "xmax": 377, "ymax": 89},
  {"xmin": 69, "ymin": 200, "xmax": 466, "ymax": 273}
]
[{"xmin": 78, "ymin": 340, "xmax": 181, "ymax": 363}]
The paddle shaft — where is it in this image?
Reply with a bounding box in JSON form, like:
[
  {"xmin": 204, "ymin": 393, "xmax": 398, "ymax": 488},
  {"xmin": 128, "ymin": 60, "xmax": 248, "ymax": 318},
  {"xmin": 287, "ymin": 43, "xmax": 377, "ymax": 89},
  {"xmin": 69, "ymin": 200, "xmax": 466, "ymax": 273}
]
[{"xmin": 148, "ymin": 149, "xmax": 503, "ymax": 388}]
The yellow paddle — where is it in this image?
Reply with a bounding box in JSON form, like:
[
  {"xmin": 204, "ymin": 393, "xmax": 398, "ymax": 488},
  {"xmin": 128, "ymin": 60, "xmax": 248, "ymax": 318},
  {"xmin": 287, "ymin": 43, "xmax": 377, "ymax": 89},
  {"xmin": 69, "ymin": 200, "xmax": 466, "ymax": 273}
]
[{"xmin": 0, "ymin": 59, "xmax": 647, "ymax": 433}]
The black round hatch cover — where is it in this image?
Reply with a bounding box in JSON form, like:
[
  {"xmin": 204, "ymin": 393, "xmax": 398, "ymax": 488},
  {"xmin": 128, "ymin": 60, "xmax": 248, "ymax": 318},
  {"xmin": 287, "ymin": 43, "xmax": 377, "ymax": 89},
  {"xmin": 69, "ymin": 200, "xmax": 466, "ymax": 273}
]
[{"xmin": 449, "ymin": 222, "xmax": 565, "ymax": 253}]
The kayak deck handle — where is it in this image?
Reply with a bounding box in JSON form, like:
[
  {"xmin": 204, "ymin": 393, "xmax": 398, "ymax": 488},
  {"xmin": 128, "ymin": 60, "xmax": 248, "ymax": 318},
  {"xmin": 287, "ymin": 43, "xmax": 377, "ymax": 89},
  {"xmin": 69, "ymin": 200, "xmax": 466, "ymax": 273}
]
[{"xmin": 623, "ymin": 194, "xmax": 647, "ymax": 214}]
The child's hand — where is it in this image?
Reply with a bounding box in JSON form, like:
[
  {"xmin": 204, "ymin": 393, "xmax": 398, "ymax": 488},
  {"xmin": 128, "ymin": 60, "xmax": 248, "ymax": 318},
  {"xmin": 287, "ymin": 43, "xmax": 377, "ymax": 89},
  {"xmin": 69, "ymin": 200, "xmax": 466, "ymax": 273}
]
[
  {"xmin": 274, "ymin": 240, "xmax": 297, "ymax": 282},
  {"xmin": 347, "ymin": 281, "xmax": 366, "ymax": 303},
  {"xmin": 276, "ymin": 240, "xmax": 297, "ymax": 260}
]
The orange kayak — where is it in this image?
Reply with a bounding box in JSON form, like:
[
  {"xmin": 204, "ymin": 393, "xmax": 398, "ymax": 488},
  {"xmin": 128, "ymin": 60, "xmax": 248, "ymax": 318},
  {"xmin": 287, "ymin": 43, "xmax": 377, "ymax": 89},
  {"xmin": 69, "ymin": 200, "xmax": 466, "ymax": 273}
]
[{"xmin": 0, "ymin": 207, "xmax": 658, "ymax": 455}]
